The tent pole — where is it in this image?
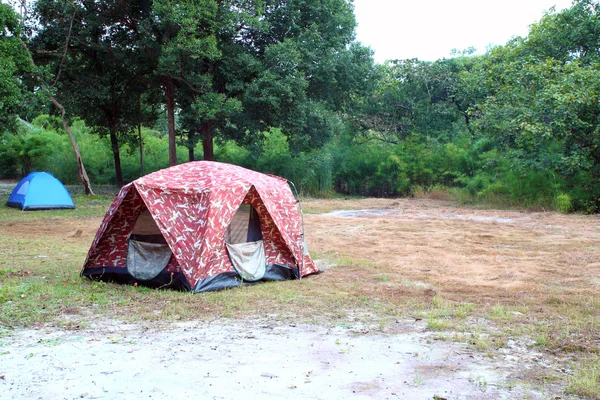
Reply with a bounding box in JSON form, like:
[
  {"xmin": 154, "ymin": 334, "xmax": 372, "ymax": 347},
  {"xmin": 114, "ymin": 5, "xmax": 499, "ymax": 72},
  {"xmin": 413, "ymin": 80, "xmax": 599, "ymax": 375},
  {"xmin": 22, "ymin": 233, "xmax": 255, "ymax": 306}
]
[{"xmin": 287, "ymin": 180, "xmax": 304, "ymax": 280}]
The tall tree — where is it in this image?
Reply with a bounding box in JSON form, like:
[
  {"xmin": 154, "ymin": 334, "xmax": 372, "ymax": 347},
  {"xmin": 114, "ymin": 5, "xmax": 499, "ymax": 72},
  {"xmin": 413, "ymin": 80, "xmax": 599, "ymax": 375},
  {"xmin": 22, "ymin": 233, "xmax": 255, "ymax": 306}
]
[
  {"xmin": 178, "ymin": 0, "xmax": 376, "ymax": 159},
  {"xmin": 351, "ymin": 57, "xmax": 475, "ymax": 144},
  {"xmin": 228, "ymin": 0, "xmax": 374, "ymax": 153},
  {"xmin": 32, "ymin": 0, "xmax": 159, "ymax": 186},
  {"xmin": 149, "ymin": 0, "xmax": 220, "ymax": 165},
  {"xmin": 0, "ymin": 3, "xmax": 31, "ymax": 131},
  {"xmin": 33, "ymin": 0, "xmax": 375, "ymax": 171},
  {"xmin": 524, "ymin": 0, "xmax": 600, "ymax": 65}
]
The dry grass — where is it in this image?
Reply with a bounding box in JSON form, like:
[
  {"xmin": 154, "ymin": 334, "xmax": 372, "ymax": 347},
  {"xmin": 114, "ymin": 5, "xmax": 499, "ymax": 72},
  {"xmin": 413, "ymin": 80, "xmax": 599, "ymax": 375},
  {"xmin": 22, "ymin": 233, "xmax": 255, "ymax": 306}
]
[
  {"xmin": 306, "ymin": 198, "xmax": 598, "ymax": 297},
  {"xmin": 305, "ymin": 199, "xmax": 600, "ymax": 324}
]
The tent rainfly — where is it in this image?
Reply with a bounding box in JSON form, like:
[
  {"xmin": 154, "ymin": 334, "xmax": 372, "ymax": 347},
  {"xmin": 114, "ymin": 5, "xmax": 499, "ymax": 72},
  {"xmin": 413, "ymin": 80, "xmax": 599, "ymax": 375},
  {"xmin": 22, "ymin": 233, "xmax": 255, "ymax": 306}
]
[
  {"xmin": 7, "ymin": 172, "xmax": 75, "ymax": 210},
  {"xmin": 81, "ymin": 161, "xmax": 318, "ymax": 292}
]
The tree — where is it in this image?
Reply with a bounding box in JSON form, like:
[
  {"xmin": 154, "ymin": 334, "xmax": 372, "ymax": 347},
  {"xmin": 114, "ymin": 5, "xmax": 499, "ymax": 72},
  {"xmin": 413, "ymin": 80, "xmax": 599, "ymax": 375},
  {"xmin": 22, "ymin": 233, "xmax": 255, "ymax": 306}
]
[
  {"xmin": 524, "ymin": 0, "xmax": 600, "ymax": 65},
  {"xmin": 180, "ymin": 0, "xmax": 377, "ymax": 160},
  {"xmin": 0, "ymin": 3, "xmax": 31, "ymax": 132},
  {"xmin": 1, "ymin": 2, "xmax": 94, "ymax": 193},
  {"xmin": 351, "ymin": 57, "xmax": 473, "ymax": 144},
  {"xmin": 149, "ymin": 0, "xmax": 220, "ymax": 165},
  {"xmin": 463, "ymin": 1, "xmax": 600, "ymax": 210},
  {"xmin": 230, "ymin": 0, "xmax": 374, "ymax": 154},
  {"xmin": 0, "ymin": 127, "xmax": 54, "ymax": 176},
  {"xmin": 32, "ymin": 0, "xmax": 159, "ymax": 186},
  {"xmin": 32, "ymin": 0, "xmax": 375, "ymax": 173}
]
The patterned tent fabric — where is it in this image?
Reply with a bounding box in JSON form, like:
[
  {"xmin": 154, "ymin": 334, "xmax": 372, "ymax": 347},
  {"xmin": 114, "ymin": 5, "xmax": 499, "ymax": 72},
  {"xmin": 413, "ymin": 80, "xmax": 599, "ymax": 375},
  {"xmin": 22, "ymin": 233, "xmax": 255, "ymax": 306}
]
[{"xmin": 82, "ymin": 161, "xmax": 318, "ymax": 291}]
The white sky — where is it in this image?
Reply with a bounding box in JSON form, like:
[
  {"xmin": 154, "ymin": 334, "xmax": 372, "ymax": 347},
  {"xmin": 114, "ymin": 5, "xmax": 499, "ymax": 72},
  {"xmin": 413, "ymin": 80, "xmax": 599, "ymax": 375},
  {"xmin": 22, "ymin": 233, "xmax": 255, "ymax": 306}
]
[{"xmin": 353, "ymin": 0, "xmax": 574, "ymax": 62}]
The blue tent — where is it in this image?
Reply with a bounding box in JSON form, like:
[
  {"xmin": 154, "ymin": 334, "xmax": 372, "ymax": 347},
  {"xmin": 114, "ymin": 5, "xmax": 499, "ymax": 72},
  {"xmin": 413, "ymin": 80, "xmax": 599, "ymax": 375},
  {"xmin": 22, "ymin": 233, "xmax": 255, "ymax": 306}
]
[{"xmin": 7, "ymin": 172, "xmax": 75, "ymax": 210}]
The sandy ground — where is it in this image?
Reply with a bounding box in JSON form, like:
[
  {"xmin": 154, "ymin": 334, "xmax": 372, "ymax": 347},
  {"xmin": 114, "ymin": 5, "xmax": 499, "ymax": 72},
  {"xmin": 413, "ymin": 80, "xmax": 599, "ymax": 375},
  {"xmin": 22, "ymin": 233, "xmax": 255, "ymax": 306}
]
[{"xmin": 0, "ymin": 317, "xmax": 569, "ymax": 400}]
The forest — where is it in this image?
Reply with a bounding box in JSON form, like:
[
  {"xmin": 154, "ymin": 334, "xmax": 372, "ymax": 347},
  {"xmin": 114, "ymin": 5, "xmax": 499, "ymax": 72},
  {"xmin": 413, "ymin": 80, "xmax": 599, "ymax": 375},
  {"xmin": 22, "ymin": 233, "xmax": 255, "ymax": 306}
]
[{"xmin": 2, "ymin": 0, "xmax": 600, "ymax": 212}]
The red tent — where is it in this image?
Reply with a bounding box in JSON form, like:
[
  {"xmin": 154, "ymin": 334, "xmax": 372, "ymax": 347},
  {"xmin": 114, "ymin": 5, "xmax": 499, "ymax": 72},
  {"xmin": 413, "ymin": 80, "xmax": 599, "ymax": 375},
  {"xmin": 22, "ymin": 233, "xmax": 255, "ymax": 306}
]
[{"xmin": 81, "ymin": 161, "xmax": 318, "ymax": 292}]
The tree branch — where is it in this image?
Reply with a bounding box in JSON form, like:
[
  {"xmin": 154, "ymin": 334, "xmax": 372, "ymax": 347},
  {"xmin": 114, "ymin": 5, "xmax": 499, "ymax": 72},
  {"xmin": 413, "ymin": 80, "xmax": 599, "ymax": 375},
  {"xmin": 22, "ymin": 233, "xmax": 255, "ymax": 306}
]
[{"xmin": 51, "ymin": 3, "xmax": 77, "ymax": 88}]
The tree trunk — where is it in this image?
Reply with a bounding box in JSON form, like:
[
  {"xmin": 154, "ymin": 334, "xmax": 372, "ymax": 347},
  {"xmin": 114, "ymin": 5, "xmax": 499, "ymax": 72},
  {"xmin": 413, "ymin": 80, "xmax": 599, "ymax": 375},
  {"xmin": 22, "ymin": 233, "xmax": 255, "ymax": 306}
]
[
  {"xmin": 109, "ymin": 127, "xmax": 124, "ymax": 187},
  {"xmin": 200, "ymin": 122, "xmax": 214, "ymax": 161},
  {"xmin": 23, "ymin": 42, "xmax": 94, "ymax": 195},
  {"xmin": 138, "ymin": 123, "xmax": 144, "ymax": 175},
  {"xmin": 202, "ymin": 135, "xmax": 214, "ymax": 161},
  {"xmin": 188, "ymin": 130, "xmax": 195, "ymax": 161},
  {"xmin": 164, "ymin": 76, "xmax": 177, "ymax": 166},
  {"xmin": 50, "ymin": 97, "xmax": 95, "ymax": 195},
  {"xmin": 138, "ymin": 94, "xmax": 144, "ymax": 175}
]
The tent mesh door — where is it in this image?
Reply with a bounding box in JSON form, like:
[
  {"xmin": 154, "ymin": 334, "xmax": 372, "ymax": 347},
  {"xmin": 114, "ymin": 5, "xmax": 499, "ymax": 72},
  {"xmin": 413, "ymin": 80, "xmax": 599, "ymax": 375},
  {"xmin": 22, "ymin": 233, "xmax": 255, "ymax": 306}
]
[
  {"xmin": 126, "ymin": 209, "xmax": 171, "ymax": 280},
  {"xmin": 226, "ymin": 204, "xmax": 262, "ymax": 244},
  {"xmin": 225, "ymin": 204, "xmax": 265, "ymax": 281}
]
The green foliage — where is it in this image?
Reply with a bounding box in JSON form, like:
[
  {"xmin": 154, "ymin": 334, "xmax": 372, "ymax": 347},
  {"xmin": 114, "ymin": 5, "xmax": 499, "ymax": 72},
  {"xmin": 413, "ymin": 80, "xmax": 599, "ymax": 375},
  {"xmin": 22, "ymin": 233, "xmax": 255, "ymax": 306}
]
[
  {"xmin": 334, "ymin": 0, "xmax": 600, "ymax": 212},
  {"xmin": 46, "ymin": 123, "xmax": 188, "ymax": 185},
  {"xmin": 219, "ymin": 128, "xmax": 335, "ymax": 196},
  {"xmin": 214, "ymin": 140, "xmax": 252, "ymax": 168},
  {"xmin": 525, "ymin": 0, "xmax": 600, "ymax": 66},
  {"xmin": 0, "ymin": 118, "xmax": 174, "ymax": 185},
  {"xmin": 254, "ymin": 128, "xmax": 293, "ymax": 178},
  {"xmin": 451, "ymin": 2, "xmax": 600, "ymax": 211},
  {"xmin": 351, "ymin": 57, "xmax": 472, "ymax": 144},
  {"xmin": 555, "ymin": 193, "xmax": 573, "ymax": 213},
  {"xmin": 0, "ymin": 3, "xmax": 32, "ymax": 132},
  {"xmin": 31, "ymin": 115, "xmax": 63, "ymax": 132},
  {"xmin": 30, "ymin": 0, "xmax": 374, "ymax": 174},
  {"xmin": 0, "ymin": 127, "xmax": 55, "ymax": 177}
]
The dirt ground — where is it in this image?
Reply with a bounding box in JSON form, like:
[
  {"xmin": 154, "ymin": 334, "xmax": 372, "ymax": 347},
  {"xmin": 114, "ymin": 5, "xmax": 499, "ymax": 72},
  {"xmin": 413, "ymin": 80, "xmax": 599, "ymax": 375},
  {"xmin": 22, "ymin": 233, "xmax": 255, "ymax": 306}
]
[
  {"xmin": 0, "ymin": 317, "xmax": 573, "ymax": 400},
  {"xmin": 304, "ymin": 198, "xmax": 600, "ymax": 306},
  {"xmin": 1, "ymin": 197, "xmax": 599, "ymax": 399}
]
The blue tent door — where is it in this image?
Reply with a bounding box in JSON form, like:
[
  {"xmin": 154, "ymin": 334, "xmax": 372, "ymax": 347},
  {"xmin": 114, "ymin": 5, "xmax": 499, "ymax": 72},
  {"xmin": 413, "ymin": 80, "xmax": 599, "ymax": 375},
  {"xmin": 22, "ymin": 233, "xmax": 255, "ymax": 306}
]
[{"xmin": 7, "ymin": 172, "xmax": 75, "ymax": 210}]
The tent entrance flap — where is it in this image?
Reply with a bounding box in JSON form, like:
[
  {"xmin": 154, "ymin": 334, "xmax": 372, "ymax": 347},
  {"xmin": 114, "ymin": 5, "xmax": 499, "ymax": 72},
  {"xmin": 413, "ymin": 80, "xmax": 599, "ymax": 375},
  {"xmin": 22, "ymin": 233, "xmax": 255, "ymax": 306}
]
[
  {"xmin": 226, "ymin": 204, "xmax": 262, "ymax": 244},
  {"xmin": 225, "ymin": 204, "xmax": 265, "ymax": 281},
  {"xmin": 127, "ymin": 240, "xmax": 172, "ymax": 281},
  {"xmin": 127, "ymin": 209, "xmax": 171, "ymax": 281},
  {"xmin": 226, "ymin": 240, "xmax": 266, "ymax": 281}
]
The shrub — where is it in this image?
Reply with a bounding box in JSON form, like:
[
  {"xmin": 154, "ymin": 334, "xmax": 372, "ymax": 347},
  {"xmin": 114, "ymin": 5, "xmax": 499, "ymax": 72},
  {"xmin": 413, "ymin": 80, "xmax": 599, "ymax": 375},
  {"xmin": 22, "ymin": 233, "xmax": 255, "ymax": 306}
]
[{"xmin": 555, "ymin": 193, "xmax": 573, "ymax": 213}]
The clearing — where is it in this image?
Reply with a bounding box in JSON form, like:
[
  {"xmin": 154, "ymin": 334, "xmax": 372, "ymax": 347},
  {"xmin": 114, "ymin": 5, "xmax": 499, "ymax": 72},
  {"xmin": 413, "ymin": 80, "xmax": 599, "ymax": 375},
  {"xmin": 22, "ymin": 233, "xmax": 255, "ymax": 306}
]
[{"xmin": 0, "ymin": 196, "xmax": 599, "ymax": 399}]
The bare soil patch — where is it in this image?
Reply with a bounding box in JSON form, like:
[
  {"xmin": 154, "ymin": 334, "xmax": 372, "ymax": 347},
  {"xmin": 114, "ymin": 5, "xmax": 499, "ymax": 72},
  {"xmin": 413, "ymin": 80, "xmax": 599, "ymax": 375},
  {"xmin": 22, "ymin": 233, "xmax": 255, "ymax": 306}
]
[
  {"xmin": 0, "ymin": 217, "xmax": 98, "ymax": 241},
  {"xmin": 0, "ymin": 317, "xmax": 575, "ymax": 400}
]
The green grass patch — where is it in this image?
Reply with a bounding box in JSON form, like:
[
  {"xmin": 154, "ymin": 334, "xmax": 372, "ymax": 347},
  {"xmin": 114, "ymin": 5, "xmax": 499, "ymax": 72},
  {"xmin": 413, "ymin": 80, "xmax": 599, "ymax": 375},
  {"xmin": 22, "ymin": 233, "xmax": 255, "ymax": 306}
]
[
  {"xmin": 309, "ymin": 250, "xmax": 375, "ymax": 269},
  {"xmin": 427, "ymin": 317, "xmax": 455, "ymax": 331},
  {"xmin": 488, "ymin": 304, "xmax": 515, "ymax": 322},
  {"xmin": 0, "ymin": 193, "xmax": 113, "ymax": 221},
  {"xmin": 566, "ymin": 359, "xmax": 600, "ymax": 398},
  {"xmin": 428, "ymin": 296, "xmax": 476, "ymax": 320}
]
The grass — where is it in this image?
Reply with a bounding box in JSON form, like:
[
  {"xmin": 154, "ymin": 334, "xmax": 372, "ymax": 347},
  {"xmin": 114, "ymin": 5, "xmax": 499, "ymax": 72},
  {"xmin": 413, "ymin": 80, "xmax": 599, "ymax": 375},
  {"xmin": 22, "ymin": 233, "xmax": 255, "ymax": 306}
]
[
  {"xmin": 489, "ymin": 304, "xmax": 512, "ymax": 321},
  {"xmin": 425, "ymin": 296, "xmax": 476, "ymax": 321},
  {"xmin": 567, "ymin": 359, "xmax": 600, "ymax": 398},
  {"xmin": 426, "ymin": 317, "xmax": 455, "ymax": 331},
  {"xmin": 300, "ymin": 194, "xmax": 366, "ymax": 214},
  {"xmin": 0, "ymin": 193, "xmax": 114, "ymax": 221}
]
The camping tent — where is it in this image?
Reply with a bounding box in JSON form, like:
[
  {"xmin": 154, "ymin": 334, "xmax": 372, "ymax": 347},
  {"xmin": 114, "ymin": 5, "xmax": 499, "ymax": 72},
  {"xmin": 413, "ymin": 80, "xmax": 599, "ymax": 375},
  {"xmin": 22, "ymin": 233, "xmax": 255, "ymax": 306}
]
[
  {"xmin": 7, "ymin": 172, "xmax": 75, "ymax": 210},
  {"xmin": 81, "ymin": 161, "xmax": 318, "ymax": 292}
]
